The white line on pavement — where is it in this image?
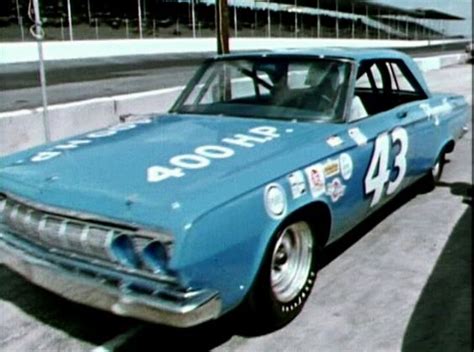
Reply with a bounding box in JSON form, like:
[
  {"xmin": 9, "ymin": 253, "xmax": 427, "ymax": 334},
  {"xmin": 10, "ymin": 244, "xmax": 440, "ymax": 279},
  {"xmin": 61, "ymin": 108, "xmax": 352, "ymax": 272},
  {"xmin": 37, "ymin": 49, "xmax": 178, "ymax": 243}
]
[{"xmin": 91, "ymin": 325, "xmax": 144, "ymax": 352}]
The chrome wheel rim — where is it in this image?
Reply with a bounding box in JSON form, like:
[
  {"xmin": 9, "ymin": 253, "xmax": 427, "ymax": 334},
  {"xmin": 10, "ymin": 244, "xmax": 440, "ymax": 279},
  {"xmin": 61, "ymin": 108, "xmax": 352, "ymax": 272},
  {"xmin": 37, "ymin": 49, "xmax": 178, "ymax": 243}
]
[
  {"xmin": 271, "ymin": 221, "xmax": 313, "ymax": 303},
  {"xmin": 432, "ymin": 160, "xmax": 441, "ymax": 179}
]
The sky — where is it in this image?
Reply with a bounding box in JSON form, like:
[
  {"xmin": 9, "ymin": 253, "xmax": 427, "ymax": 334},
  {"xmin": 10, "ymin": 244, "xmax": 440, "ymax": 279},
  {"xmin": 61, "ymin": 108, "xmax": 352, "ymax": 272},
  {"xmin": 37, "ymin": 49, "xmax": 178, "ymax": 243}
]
[{"xmin": 374, "ymin": 0, "xmax": 472, "ymax": 37}]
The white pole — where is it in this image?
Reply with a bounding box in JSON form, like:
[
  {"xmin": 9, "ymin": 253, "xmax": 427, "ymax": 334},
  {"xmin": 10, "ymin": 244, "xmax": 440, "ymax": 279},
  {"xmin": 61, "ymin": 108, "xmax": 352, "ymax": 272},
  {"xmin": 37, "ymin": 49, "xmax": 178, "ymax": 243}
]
[
  {"xmin": 60, "ymin": 17, "xmax": 65, "ymax": 40},
  {"xmin": 234, "ymin": 2, "xmax": 238, "ymax": 38},
  {"xmin": 87, "ymin": 0, "xmax": 91, "ymax": 24},
  {"xmin": 279, "ymin": 11, "xmax": 282, "ymax": 37},
  {"xmin": 352, "ymin": 2, "xmax": 355, "ymax": 39},
  {"xmin": 415, "ymin": 18, "xmax": 418, "ymax": 40},
  {"xmin": 294, "ymin": 0, "xmax": 298, "ymax": 38},
  {"xmin": 67, "ymin": 0, "xmax": 73, "ymax": 40},
  {"xmin": 15, "ymin": 0, "xmax": 25, "ymax": 41},
  {"xmin": 388, "ymin": 12, "xmax": 391, "ymax": 39},
  {"xmin": 125, "ymin": 18, "xmax": 129, "ymax": 38},
  {"xmin": 335, "ymin": 0, "xmax": 339, "ymax": 39},
  {"xmin": 138, "ymin": 0, "xmax": 143, "ymax": 39},
  {"xmin": 191, "ymin": 0, "xmax": 196, "ymax": 38},
  {"xmin": 32, "ymin": 0, "xmax": 51, "ymax": 142},
  {"xmin": 267, "ymin": 0, "xmax": 271, "ymax": 37},
  {"xmin": 254, "ymin": 0, "xmax": 257, "ymax": 37},
  {"xmin": 366, "ymin": 5, "xmax": 369, "ymax": 39},
  {"xmin": 377, "ymin": 8, "xmax": 380, "ymax": 40},
  {"xmin": 317, "ymin": 0, "xmax": 320, "ymax": 38},
  {"xmin": 406, "ymin": 16, "xmax": 409, "ymax": 38},
  {"xmin": 95, "ymin": 18, "xmax": 99, "ymax": 39}
]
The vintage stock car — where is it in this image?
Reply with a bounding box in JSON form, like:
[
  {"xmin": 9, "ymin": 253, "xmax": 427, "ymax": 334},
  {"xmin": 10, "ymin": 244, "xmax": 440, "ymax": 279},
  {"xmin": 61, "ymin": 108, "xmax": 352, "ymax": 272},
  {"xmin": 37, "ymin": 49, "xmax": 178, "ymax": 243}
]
[{"xmin": 0, "ymin": 48, "xmax": 469, "ymax": 330}]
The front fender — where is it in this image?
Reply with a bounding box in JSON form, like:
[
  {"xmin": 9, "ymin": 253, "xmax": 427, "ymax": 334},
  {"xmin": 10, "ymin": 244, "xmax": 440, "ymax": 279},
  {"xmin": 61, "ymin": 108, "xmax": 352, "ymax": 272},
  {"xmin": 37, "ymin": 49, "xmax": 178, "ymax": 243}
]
[{"xmin": 168, "ymin": 173, "xmax": 334, "ymax": 314}]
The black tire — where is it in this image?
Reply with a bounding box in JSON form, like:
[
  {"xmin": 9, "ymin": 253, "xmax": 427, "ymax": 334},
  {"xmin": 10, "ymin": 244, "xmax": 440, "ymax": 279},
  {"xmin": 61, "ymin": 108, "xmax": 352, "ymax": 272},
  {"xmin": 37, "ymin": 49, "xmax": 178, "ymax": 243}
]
[
  {"xmin": 420, "ymin": 152, "xmax": 446, "ymax": 193},
  {"xmin": 241, "ymin": 219, "xmax": 319, "ymax": 331}
]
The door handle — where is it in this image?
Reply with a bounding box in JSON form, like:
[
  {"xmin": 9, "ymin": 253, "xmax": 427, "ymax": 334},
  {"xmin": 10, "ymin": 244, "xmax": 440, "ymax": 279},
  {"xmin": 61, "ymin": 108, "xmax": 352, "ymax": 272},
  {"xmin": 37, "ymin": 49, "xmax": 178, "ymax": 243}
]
[{"xmin": 397, "ymin": 111, "xmax": 408, "ymax": 119}]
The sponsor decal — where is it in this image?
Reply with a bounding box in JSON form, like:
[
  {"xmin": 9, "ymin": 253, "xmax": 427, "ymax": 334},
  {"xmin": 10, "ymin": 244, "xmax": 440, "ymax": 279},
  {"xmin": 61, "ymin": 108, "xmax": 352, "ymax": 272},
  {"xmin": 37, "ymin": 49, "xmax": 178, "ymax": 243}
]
[
  {"xmin": 264, "ymin": 183, "xmax": 287, "ymax": 219},
  {"xmin": 326, "ymin": 177, "xmax": 346, "ymax": 202},
  {"xmin": 326, "ymin": 135, "xmax": 343, "ymax": 148},
  {"xmin": 323, "ymin": 159, "xmax": 340, "ymax": 178},
  {"xmin": 348, "ymin": 127, "xmax": 367, "ymax": 146},
  {"xmin": 147, "ymin": 126, "xmax": 281, "ymax": 183},
  {"xmin": 339, "ymin": 153, "xmax": 353, "ymax": 181},
  {"xmin": 288, "ymin": 171, "xmax": 307, "ymax": 199},
  {"xmin": 304, "ymin": 164, "xmax": 326, "ymax": 198},
  {"xmin": 30, "ymin": 118, "xmax": 153, "ymax": 163}
]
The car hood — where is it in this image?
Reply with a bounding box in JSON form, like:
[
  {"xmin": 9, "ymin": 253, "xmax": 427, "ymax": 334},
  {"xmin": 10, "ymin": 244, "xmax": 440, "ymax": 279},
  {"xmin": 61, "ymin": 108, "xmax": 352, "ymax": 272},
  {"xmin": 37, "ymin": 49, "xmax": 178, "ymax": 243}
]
[{"xmin": 0, "ymin": 114, "xmax": 344, "ymax": 233}]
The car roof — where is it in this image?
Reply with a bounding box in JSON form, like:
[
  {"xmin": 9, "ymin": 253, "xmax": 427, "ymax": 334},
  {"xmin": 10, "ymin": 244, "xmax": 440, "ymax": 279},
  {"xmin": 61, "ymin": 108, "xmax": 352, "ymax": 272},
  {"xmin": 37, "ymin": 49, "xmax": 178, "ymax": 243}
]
[{"xmin": 214, "ymin": 47, "xmax": 410, "ymax": 63}]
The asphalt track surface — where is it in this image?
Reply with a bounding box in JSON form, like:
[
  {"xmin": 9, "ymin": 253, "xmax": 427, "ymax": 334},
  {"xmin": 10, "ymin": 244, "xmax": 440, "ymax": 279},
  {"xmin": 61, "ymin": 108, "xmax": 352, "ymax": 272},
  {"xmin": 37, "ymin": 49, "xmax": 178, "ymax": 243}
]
[
  {"xmin": 0, "ymin": 62, "xmax": 472, "ymax": 351},
  {"xmin": 0, "ymin": 42, "xmax": 468, "ymax": 112}
]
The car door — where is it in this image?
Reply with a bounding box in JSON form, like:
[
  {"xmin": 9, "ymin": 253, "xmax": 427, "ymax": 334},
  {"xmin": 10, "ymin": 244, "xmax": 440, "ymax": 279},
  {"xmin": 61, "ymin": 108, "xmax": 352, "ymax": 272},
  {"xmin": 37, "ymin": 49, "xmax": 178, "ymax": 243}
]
[
  {"xmin": 385, "ymin": 60, "xmax": 439, "ymax": 175},
  {"xmin": 346, "ymin": 59, "xmax": 430, "ymax": 214}
]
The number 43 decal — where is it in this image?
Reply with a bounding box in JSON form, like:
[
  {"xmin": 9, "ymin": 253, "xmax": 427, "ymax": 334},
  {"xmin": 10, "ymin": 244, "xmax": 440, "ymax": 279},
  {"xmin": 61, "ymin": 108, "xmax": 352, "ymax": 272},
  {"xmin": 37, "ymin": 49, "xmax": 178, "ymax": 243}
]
[{"xmin": 365, "ymin": 127, "xmax": 409, "ymax": 207}]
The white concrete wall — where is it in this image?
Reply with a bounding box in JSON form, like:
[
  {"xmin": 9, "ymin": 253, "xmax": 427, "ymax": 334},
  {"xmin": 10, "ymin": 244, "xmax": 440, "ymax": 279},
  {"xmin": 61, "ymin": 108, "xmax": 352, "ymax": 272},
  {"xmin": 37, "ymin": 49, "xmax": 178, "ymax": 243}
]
[
  {"xmin": 114, "ymin": 87, "xmax": 184, "ymax": 118},
  {"xmin": 0, "ymin": 38, "xmax": 467, "ymax": 65},
  {"xmin": 0, "ymin": 110, "xmax": 46, "ymax": 154},
  {"xmin": 46, "ymin": 98, "xmax": 117, "ymax": 141},
  {"xmin": 0, "ymin": 52, "xmax": 467, "ymax": 157}
]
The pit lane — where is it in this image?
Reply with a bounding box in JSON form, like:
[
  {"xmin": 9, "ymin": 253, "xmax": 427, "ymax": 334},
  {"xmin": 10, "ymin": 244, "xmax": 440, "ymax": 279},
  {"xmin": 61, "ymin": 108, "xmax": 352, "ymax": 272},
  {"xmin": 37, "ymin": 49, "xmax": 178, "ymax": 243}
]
[{"xmin": 0, "ymin": 63, "xmax": 471, "ymax": 351}]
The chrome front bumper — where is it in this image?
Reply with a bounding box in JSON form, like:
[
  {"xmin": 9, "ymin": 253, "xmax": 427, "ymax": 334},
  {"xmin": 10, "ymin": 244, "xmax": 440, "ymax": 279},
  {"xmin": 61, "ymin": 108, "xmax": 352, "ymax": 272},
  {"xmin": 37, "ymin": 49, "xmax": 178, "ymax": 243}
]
[{"xmin": 0, "ymin": 231, "xmax": 221, "ymax": 328}]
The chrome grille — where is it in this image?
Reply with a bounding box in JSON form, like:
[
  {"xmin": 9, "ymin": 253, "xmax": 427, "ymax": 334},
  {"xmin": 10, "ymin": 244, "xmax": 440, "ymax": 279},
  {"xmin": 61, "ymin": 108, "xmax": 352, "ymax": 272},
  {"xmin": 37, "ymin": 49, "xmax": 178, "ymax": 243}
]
[{"xmin": 0, "ymin": 196, "xmax": 138, "ymax": 265}]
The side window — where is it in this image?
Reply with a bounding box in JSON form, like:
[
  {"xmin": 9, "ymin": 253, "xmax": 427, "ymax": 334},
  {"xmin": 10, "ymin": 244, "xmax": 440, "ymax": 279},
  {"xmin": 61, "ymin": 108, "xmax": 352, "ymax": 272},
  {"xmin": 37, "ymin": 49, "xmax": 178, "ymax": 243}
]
[
  {"xmin": 355, "ymin": 63, "xmax": 383, "ymax": 91},
  {"xmin": 369, "ymin": 64, "xmax": 383, "ymax": 90},
  {"xmin": 355, "ymin": 71, "xmax": 371, "ymax": 89},
  {"xmin": 351, "ymin": 59, "xmax": 427, "ymax": 121},
  {"xmin": 388, "ymin": 62, "xmax": 416, "ymax": 93}
]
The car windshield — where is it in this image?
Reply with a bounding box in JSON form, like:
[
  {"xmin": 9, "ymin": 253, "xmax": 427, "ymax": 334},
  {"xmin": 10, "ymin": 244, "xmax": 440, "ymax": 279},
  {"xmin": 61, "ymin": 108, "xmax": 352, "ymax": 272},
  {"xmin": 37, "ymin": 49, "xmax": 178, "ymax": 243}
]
[{"xmin": 171, "ymin": 57, "xmax": 352, "ymax": 122}]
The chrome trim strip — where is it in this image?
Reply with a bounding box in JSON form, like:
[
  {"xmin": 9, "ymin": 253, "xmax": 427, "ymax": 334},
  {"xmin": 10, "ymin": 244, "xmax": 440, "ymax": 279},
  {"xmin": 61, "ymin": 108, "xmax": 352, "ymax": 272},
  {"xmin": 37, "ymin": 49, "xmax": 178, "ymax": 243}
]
[{"xmin": 0, "ymin": 234, "xmax": 221, "ymax": 328}]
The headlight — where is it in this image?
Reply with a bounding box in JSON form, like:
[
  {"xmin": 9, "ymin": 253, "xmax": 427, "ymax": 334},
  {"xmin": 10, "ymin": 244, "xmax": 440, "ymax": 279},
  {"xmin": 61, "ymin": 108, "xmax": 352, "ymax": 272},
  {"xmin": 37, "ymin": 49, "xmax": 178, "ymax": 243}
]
[
  {"xmin": 0, "ymin": 194, "xmax": 6, "ymax": 221},
  {"xmin": 108, "ymin": 233, "xmax": 140, "ymax": 267},
  {"xmin": 141, "ymin": 240, "xmax": 170, "ymax": 274}
]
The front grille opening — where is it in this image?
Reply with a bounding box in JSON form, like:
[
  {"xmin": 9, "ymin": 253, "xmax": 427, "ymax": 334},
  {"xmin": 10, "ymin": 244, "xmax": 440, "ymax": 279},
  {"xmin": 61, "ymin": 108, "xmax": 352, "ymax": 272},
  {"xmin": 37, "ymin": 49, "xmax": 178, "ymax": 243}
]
[{"xmin": 1, "ymin": 195, "xmax": 175, "ymax": 283}]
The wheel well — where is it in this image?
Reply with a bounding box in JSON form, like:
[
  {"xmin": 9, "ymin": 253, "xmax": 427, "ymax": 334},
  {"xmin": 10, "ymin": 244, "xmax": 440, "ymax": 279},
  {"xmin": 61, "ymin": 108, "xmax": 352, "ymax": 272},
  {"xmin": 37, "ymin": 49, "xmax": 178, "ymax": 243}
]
[
  {"xmin": 287, "ymin": 202, "xmax": 332, "ymax": 247},
  {"xmin": 443, "ymin": 140, "xmax": 455, "ymax": 154}
]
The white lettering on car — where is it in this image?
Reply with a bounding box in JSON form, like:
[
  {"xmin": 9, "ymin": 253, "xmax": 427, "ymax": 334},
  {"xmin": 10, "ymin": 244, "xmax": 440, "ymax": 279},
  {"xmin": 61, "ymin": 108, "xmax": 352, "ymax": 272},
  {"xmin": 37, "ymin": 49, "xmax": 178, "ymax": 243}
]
[
  {"xmin": 30, "ymin": 151, "xmax": 62, "ymax": 162},
  {"xmin": 30, "ymin": 118, "xmax": 153, "ymax": 163},
  {"xmin": 54, "ymin": 140, "xmax": 91, "ymax": 150},
  {"xmin": 147, "ymin": 126, "xmax": 280, "ymax": 183},
  {"xmin": 170, "ymin": 154, "xmax": 211, "ymax": 169},
  {"xmin": 147, "ymin": 166, "xmax": 185, "ymax": 183},
  {"xmin": 364, "ymin": 127, "xmax": 409, "ymax": 207},
  {"xmin": 195, "ymin": 145, "xmax": 235, "ymax": 159}
]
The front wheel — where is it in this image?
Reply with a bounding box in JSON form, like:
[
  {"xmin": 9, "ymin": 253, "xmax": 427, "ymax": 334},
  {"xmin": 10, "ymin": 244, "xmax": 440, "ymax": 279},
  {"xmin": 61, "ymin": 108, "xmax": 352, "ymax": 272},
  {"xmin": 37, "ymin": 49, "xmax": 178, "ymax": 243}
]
[{"xmin": 242, "ymin": 220, "xmax": 318, "ymax": 330}]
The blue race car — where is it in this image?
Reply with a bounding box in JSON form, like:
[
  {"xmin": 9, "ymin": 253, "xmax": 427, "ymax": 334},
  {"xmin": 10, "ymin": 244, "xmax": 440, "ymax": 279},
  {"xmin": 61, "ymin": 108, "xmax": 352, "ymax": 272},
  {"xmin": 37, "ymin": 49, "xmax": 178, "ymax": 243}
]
[{"xmin": 0, "ymin": 48, "xmax": 469, "ymax": 330}]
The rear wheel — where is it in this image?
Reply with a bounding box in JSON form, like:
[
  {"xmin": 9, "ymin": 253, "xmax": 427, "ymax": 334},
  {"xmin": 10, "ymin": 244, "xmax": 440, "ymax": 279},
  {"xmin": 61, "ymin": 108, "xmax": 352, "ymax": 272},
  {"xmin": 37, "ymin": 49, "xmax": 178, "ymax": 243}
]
[
  {"xmin": 243, "ymin": 220, "xmax": 319, "ymax": 330},
  {"xmin": 431, "ymin": 153, "xmax": 445, "ymax": 183},
  {"xmin": 420, "ymin": 152, "xmax": 446, "ymax": 192}
]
